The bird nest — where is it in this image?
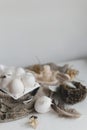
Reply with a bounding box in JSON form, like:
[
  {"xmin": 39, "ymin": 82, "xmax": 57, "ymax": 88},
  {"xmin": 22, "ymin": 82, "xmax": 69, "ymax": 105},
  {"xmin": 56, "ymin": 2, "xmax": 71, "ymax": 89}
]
[{"xmin": 0, "ymin": 88, "xmax": 39, "ymax": 122}]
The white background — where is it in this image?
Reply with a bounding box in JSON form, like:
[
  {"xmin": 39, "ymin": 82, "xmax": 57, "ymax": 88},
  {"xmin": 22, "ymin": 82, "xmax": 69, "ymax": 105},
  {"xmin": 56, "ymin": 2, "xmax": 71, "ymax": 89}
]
[{"xmin": 0, "ymin": 0, "xmax": 87, "ymax": 66}]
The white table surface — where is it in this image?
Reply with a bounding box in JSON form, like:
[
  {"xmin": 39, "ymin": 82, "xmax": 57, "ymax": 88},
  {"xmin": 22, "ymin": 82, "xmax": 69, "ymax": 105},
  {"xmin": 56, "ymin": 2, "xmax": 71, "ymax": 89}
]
[{"xmin": 0, "ymin": 59, "xmax": 87, "ymax": 130}]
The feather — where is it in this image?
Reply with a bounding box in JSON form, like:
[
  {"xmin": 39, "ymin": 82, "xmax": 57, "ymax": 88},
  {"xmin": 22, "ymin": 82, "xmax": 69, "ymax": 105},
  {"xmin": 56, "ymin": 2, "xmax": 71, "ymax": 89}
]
[{"xmin": 51, "ymin": 102, "xmax": 80, "ymax": 118}]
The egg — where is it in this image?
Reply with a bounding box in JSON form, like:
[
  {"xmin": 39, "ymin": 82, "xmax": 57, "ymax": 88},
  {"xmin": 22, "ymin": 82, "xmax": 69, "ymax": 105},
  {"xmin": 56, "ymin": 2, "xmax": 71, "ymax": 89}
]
[
  {"xmin": 8, "ymin": 79, "xmax": 24, "ymax": 99},
  {"xmin": 34, "ymin": 96, "xmax": 52, "ymax": 113},
  {"xmin": 0, "ymin": 76, "xmax": 12, "ymax": 89},
  {"xmin": 16, "ymin": 67, "xmax": 25, "ymax": 76},
  {"xmin": 22, "ymin": 73, "xmax": 36, "ymax": 88},
  {"xmin": 0, "ymin": 67, "xmax": 14, "ymax": 89},
  {"xmin": 4, "ymin": 67, "xmax": 15, "ymax": 76},
  {"xmin": 0, "ymin": 64, "xmax": 5, "ymax": 72}
]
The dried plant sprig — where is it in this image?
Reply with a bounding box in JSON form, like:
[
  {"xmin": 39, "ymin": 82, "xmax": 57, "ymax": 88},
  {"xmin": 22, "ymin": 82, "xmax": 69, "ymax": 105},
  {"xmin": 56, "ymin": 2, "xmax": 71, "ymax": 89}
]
[{"xmin": 29, "ymin": 115, "xmax": 38, "ymax": 129}]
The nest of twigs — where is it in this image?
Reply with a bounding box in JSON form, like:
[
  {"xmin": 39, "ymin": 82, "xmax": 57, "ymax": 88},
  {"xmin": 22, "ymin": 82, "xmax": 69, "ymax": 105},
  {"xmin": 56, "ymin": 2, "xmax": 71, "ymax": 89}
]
[{"xmin": 0, "ymin": 88, "xmax": 39, "ymax": 122}]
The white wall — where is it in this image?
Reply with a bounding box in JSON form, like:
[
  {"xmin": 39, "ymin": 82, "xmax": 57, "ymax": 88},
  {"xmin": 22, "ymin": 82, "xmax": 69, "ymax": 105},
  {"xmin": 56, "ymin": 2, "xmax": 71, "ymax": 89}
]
[{"xmin": 0, "ymin": 0, "xmax": 87, "ymax": 66}]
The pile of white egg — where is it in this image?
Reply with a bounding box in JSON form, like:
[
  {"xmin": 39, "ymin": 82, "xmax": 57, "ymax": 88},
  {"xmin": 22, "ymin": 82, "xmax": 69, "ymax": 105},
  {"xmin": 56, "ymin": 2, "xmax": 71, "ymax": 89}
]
[{"xmin": 0, "ymin": 65, "xmax": 40, "ymax": 99}]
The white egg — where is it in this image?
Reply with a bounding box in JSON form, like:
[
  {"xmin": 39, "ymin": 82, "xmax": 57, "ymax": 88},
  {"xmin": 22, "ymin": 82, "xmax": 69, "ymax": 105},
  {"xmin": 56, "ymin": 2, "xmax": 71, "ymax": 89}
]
[
  {"xmin": 22, "ymin": 73, "xmax": 36, "ymax": 87},
  {"xmin": 0, "ymin": 68, "xmax": 13, "ymax": 89},
  {"xmin": 0, "ymin": 77, "xmax": 13, "ymax": 90},
  {"xmin": 4, "ymin": 67, "xmax": 15, "ymax": 76},
  {"xmin": 0, "ymin": 65, "xmax": 5, "ymax": 75},
  {"xmin": 0, "ymin": 77, "xmax": 12, "ymax": 89},
  {"xmin": 8, "ymin": 79, "xmax": 24, "ymax": 99},
  {"xmin": 16, "ymin": 67, "xmax": 25, "ymax": 76},
  {"xmin": 0, "ymin": 64, "xmax": 5, "ymax": 71},
  {"xmin": 34, "ymin": 96, "xmax": 52, "ymax": 113}
]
